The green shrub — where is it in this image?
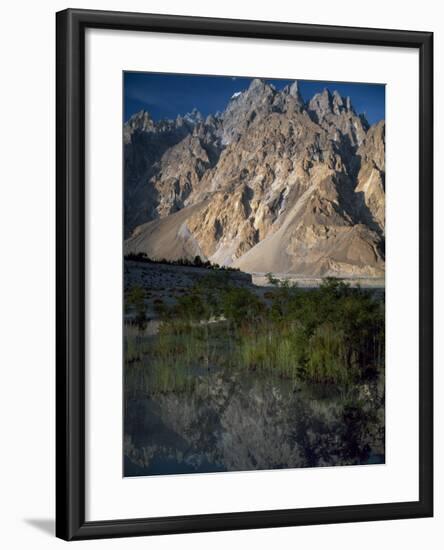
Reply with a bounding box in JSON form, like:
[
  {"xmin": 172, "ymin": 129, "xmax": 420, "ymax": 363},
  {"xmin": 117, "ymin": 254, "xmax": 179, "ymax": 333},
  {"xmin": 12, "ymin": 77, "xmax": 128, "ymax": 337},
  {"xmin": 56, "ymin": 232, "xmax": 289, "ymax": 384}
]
[{"xmin": 125, "ymin": 275, "xmax": 384, "ymax": 390}]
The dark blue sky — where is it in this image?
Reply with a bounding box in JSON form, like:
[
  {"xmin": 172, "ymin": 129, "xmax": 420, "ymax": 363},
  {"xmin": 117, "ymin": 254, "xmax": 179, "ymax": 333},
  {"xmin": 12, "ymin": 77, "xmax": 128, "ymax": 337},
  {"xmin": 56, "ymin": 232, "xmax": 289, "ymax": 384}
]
[{"xmin": 124, "ymin": 72, "xmax": 385, "ymax": 126}]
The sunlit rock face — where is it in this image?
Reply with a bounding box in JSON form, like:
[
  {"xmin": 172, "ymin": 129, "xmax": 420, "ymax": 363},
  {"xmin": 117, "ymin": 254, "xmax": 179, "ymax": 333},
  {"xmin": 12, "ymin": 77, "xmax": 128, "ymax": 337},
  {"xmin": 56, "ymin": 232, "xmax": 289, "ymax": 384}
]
[{"xmin": 124, "ymin": 79, "xmax": 385, "ymax": 277}]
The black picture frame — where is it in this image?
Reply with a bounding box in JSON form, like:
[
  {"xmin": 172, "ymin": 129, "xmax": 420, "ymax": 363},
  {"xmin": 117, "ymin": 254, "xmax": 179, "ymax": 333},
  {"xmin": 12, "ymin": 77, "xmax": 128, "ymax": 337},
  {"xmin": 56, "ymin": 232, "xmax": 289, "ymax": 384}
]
[{"xmin": 56, "ymin": 8, "xmax": 433, "ymax": 541}]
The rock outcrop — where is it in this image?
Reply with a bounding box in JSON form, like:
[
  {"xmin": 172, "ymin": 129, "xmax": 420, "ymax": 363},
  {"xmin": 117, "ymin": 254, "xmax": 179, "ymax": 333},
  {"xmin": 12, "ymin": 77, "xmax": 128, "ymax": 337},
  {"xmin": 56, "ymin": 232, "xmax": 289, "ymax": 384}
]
[{"xmin": 124, "ymin": 79, "xmax": 385, "ymax": 277}]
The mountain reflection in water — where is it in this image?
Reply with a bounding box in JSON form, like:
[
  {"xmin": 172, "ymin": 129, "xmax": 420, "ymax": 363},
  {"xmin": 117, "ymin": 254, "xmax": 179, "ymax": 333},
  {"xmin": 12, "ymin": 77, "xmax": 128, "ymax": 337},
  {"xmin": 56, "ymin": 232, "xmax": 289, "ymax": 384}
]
[{"xmin": 124, "ymin": 369, "xmax": 384, "ymax": 476}]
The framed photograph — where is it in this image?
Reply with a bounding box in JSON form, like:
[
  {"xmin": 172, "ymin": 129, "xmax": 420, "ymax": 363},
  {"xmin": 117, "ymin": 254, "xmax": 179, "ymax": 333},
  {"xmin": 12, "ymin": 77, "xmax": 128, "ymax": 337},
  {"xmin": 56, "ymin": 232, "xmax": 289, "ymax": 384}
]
[{"xmin": 56, "ymin": 8, "xmax": 433, "ymax": 540}]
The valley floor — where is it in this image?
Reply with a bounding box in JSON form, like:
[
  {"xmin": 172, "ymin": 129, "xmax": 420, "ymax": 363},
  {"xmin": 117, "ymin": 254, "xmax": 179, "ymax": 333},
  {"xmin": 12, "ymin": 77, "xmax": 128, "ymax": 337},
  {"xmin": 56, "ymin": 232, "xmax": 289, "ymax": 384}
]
[
  {"xmin": 123, "ymin": 259, "xmax": 385, "ymax": 477},
  {"xmin": 124, "ymin": 259, "xmax": 385, "ymax": 323},
  {"xmin": 251, "ymin": 273, "xmax": 385, "ymax": 288}
]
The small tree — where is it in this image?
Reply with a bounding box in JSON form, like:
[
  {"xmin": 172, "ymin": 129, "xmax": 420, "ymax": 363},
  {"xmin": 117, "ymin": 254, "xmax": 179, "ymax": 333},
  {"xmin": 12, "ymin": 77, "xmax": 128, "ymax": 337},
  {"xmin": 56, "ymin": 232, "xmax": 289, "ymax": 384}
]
[
  {"xmin": 222, "ymin": 287, "xmax": 264, "ymax": 328},
  {"xmin": 266, "ymin": 272, "xmax": 279, "ymax": 286},
  {"xmin": 193, "ymin": 255, "xmax": 203, "ymax": 267}
]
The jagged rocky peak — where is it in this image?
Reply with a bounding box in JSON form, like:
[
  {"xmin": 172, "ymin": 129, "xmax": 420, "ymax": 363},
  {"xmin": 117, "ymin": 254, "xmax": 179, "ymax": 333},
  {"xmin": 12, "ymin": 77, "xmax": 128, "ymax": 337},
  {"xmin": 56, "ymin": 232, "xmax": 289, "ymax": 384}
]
[
  {"xmin": 184, "ymin": 107, "xmax": 203, "ymax": 125},
  {"xmin": 124, "ymin": 109, "xmax": 193, "ymax": 142},
  {"xmin": 308, "ymin": 88, "xmax": 330, "ymax": 115},
  {"xmin": 281, "ymin": 80, "xmax": 304, "ymax": 113},
  {"xmin": 176, "ymin": 108, "xmax": 203, "ymax": 128},
  {"xmin": 221, "ymin": 79, "xmax": 282, "ymax": 144},
  {"xmin": 124, "ymin": 78, "xmax": 385, "ymax": 278},
  {"xmin": 248, "ymin": 77, "xmax": 271, "ymax": 93},
  {"xmin": 309, "ymin": 88, "xmax": 358, "ymax": 119},
  {"xmin": 238, "ymin": 78, "xmax": 276, "ymax": 106},
  {"xmin": 308, "ymin": 88, "xmax": 369, "ymax": 147},
  {"xmin": 223, "ymin": 79, "xmax": 305, "ymax": 130},
  {"xmin": 309, "ymin": 88, "xmax": 334, "ymax": 119},
  {"xmin": 282, "ymin": 80, "xmax": 303, "ymax": 104},
  {"xmin": 283, "ymin": 80, "xmax": 299, "ymax": 97},
  {"xmin": 126, "ymin": 109, "xmax": 154, "ymax": 132},
  {"xmin": 332, "ymin": 90, "xmax": 346, "ymax": 113},
  {"xmin": 125, "ymin": 103, "xmax": 217, "ymax": 146},
  {"xmin": 204, "ymin": 113, "xmax": 219, "ymax": 128},
  {"xmin": 124, "ymin": 110, "xmax": 155, "ymax": 145}
]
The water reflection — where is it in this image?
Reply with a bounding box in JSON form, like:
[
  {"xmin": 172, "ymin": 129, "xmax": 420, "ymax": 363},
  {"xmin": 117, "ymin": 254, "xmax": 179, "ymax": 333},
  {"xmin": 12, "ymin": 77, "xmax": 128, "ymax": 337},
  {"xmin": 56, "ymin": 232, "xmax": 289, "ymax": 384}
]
[{"xmin": 124, "ymin": 369, "xmax": 384, "ymax": 476}]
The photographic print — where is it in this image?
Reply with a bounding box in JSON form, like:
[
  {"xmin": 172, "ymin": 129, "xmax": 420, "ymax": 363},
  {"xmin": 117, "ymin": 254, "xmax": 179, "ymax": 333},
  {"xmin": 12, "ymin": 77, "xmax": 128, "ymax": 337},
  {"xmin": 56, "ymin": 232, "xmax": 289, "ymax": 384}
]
[{"xmin": 123, "ymin": 72, "xmax": 385, "ymax": 477}]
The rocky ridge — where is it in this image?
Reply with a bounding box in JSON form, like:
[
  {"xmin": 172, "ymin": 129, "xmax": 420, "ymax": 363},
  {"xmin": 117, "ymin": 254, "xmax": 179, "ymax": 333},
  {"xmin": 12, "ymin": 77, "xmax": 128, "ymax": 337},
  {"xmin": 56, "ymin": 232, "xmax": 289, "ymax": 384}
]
[{"xmin": 124, "ymin": 79, "xmax": 385, "ymax": 278}]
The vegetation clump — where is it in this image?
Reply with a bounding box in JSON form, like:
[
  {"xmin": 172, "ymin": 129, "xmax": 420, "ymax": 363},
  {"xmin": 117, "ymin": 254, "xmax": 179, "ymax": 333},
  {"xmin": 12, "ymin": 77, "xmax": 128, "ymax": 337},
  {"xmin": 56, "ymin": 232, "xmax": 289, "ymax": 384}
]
[
  {"xmin": 124, "ymin": 252, "xmax": 240, "ymax": 271},
  {"xmin": 126, "ymin": 285, "xmax": 147, "ymax": 330},
  {"xmin": 125, "ymin": 273, "xmax": 384, "ymax": 391}
]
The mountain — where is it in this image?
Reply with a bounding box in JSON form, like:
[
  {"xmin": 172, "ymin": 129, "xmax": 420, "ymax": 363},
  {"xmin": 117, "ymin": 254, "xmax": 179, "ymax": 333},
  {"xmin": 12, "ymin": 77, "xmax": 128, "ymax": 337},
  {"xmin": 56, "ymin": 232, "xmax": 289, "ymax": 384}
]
[{"xmin": 123, "ymin": 79, "xmax": 385, "ymax": 278}]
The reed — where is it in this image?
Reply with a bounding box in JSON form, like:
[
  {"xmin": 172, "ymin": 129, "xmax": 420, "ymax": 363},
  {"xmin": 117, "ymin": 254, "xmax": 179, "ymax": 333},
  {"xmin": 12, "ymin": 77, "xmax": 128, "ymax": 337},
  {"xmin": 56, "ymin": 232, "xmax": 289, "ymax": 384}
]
[{"xmin": 124, "ymin": 275, "xmax": 385, "ymax": 393}]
